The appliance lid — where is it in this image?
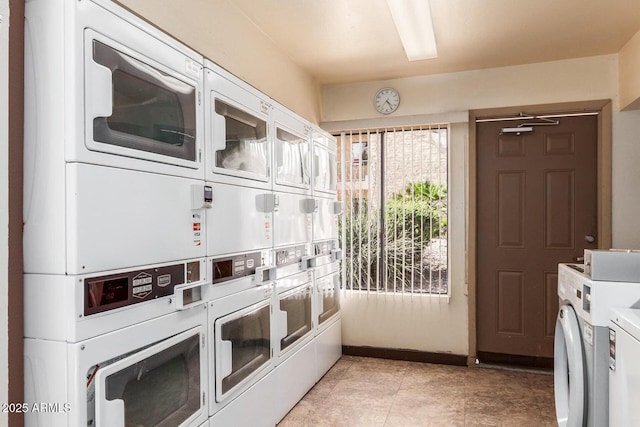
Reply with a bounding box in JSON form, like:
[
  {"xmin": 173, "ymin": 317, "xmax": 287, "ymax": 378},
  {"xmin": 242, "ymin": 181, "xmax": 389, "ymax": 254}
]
[{"xmin": 610, "ymin": 307, "xmax": 640, "ymax": 340}]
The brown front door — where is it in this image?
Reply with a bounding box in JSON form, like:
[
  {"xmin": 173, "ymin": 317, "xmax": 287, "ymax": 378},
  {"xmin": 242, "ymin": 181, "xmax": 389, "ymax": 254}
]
[{"xmin": 477, "ymin": 114, "xmax": 598, "ymax": 358}]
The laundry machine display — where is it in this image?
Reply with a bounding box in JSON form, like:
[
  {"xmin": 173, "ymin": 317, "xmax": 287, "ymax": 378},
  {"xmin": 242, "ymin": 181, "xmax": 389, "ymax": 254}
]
[
  {"xmin": 204, "ymin": 60, "xmax": 271, "ymax": 188},
  {"xmin": 24, "ymin": 305, "xmax": 209, "ymax": 427},
  {"xmin": 209, "ymin": 249, "xmax": 273, "ymax": 298},
  {"xmin": 310, "ymin": 240, "xmax": 342, "ymax": 269},
  {"xmin": 554, "ymin": 263, "xmax": 640, "ymax": 427},
  {"xmin": 609, "ymin": 307, "xmax": 640, "ymax": 427},
  {"xmin": 24, "ymin": 258, "xmax": 208, "ymax": 343}
]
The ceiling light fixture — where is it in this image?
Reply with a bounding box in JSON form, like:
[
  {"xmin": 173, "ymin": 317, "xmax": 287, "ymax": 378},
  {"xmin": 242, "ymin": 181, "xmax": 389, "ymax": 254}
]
[{"xmin": 386, "ymin": 0, "xmax": 438, "ymax": 61}]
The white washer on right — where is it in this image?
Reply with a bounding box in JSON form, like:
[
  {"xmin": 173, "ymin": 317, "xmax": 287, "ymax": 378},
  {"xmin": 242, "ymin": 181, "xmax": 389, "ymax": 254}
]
[
  {"xmin": 608, "ymin": 307, "xmax": 640, "ymax": 427},
  {"xmin": 555, "ymin": 263, "xmax": 640, "ymax": 427}
]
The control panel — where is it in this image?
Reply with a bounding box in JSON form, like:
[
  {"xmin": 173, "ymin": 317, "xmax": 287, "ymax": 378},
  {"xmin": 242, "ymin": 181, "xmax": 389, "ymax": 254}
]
[
  {"xmin": 84, "ymin": 260, "xmax": 202, "ymax": 315},
  {"xmin": 212, "ymin": 250, "xmax": 270, "ymax": 284}
]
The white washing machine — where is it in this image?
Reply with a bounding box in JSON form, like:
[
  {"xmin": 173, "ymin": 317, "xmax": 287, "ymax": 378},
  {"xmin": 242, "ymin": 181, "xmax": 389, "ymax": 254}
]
[
  {"xmin": 555, "ymin": 263, "xmax": 640, "ymax": 427},
  {"xmin": 608, "ymin": 307, "xmax": 640, "ymax": 427}
]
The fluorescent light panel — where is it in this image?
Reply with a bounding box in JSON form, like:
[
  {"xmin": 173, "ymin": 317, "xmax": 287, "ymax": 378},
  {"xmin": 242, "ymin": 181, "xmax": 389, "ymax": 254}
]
[{"xmin": 387, "ymin": 0, "xmax": 438, "ymax": 61}]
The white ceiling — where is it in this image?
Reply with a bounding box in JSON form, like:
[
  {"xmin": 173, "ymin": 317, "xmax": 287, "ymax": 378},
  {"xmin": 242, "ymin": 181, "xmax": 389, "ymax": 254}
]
[{"xmin": 230, "ymin": 0, "xmax": 640, "ymax": 85}]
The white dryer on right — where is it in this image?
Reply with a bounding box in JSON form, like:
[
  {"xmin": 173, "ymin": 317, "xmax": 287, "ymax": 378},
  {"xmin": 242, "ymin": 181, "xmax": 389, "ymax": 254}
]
[{"xmin": 608, "ymin": 307, "xmax": 640, "ymax": 427}]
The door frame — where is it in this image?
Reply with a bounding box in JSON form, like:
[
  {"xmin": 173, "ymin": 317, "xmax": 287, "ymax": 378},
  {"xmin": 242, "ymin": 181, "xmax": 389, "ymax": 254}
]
[{"xmin": 467, "ymin": 100, "xmax": 612, "ymax": 367}]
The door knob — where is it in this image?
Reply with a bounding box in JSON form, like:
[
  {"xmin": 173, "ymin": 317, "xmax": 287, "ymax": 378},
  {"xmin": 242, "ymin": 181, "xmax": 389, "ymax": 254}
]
[{"xmin": 584, "ymin": 235, "xmax": 596, "ymax": 244}]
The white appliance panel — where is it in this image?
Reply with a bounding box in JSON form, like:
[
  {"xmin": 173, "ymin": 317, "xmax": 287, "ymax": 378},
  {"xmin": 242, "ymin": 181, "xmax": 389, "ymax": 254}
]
[
  {"xmin": 609, "ymin": 308, "xmax": 640, "ymax": 427},
  {"xmin": 313, "ymin": 197, "xmax": 341, "ymax": 242},
  {"xmin": 316, "ymin": 317, "xmax": 342, "ymax": 381},
  {"xmin": 274, "ymin": 339, "xmax": 316, "ymax": 423},
  {"xmin": 273, "ymin": 192, "xmax": 312, "ymax": 248},
  {"xmin": 24, "ymin": 258, "xmax": 208, "ymax": 342},
  {"xmin": 24, "ymin": 305, "xmax": 209, "ymax": 427},
  {"xmin": 206, "ymin": 183, "xmax": 272, "ymax": 257},
  {"xmin": 209, "ymin": 369, "xmax": 277, "ymax": 427},
  {"xmin": 64, "ymin": 163, "xmax": 206, "ymax": 275},
  {"xmin": 557, "ymin": 263, "xmax": 640, "ymax": 326}
]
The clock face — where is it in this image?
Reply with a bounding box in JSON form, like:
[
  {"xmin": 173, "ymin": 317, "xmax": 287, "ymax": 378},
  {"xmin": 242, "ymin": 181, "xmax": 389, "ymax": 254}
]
[{"xmin": 374, "ymin": 88, "xmax": 400, "ymax": 115}]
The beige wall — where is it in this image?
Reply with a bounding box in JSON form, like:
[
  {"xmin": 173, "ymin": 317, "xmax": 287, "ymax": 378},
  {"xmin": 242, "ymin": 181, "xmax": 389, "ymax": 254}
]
[
  {"xmin": 325, "ymin": 55, "xmax": 624, "ymax": 356},
  {"xmin": 117, "ymin": 0, "xmax": 321, "ymax": 123},
  {"xmin": 612, "ymin": 109, "xmax": 640, "ymax": 247},
  {"xmin": 0, "ymin": 0, "xmax": 9, "ymax": 424},
  {"xmin": 322, "ymin": 55, "xmax": 619, "ymax": 122},
  {"xmin": 619, "ymin": 29, "xmax": 640, "ymax": 111}
]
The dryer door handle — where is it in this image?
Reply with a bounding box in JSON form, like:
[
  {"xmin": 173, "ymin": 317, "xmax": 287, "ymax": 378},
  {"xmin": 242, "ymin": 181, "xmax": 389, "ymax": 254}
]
[
  {"xmin": 98, "ymin": 398, "xmax": 125, "ymax": 427},
  {"xmin": 87, "ymin": 61, "xmax": 114, "ymax": 121},
  {"xmin": 279, "ymin": 309, "xmax": 288, "ymax": 341},
  {"xmin": 220, "ymin": 339, "xmax": 233, "ymax": 378}
]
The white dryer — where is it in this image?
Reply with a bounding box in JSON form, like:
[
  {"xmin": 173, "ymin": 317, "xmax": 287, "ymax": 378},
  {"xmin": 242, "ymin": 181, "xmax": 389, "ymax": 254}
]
[
  {"xmin": 555, "ymin": 263, "xmax": 640, "ymax": 427},
  {"xmin": 24, "ymin": 304, "xmax": 209, "ymax": 427},
  {"xmin": 271, "ymin": 245, "xmax": 316, "ymax": 423},
  {"xmin": 24, "ymin": 0, "xmax": 208, "ymax": 275},
  {"xmin": 608, "ymin": 307, "xmax": 640, "ymax": 427}
]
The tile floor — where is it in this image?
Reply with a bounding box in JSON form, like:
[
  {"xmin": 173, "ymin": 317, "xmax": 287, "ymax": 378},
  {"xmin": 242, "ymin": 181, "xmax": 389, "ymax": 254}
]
[{"xmin": 278, "ymin": 355, "xmax": 556, "ymax": 427}]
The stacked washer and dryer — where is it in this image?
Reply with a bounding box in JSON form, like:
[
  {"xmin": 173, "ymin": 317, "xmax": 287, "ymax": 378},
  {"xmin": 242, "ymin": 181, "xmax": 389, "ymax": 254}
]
[
  {"xmin": 23, "ymin": 1, "xmax": 211, "ymax": 426},
  {"xmin": 555, "ymin": 250, "xmax": 640, "ymax": 427},
  {"xmin": 23, "ymin": 1, "xmax": 342, "ymax": 426}
]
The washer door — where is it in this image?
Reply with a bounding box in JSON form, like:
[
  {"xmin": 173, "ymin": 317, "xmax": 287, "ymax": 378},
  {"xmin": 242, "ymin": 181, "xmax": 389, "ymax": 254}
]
[{"xmin": 554, "ymin": 304, "xmax": 586, "ymax": 427}]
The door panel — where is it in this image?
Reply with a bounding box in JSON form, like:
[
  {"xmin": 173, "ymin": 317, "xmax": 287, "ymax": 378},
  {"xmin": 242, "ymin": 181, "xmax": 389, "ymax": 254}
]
[{"xmin": 477, "ymin": 115, "xmax": 598, "ymax": 358}]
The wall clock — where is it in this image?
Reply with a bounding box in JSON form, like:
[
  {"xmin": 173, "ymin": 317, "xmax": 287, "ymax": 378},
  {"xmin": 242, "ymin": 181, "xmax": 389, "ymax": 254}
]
[{"xmin": 374, "ymin": 87, "xmax": 400, "ymax": 115}]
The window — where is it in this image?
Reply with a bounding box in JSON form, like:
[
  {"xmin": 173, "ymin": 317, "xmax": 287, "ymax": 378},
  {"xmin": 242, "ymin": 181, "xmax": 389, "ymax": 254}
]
[
  {"xmin": 337, "ymin": 126, "xmax": 448, "ymax": 294},
  {"xmin": 92, "ymin": 40, "xmax": 197, "ymax": 161},
  {"xmin": 214, "ymin": 100, "xmax": 268, "ymax": 177}
]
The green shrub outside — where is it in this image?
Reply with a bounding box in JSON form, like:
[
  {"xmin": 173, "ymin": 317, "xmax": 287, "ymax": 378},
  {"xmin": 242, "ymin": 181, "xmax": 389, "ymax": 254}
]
[{"xmin": 342, "ymin": 181, "xmax": 447, "ymax": 291}]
